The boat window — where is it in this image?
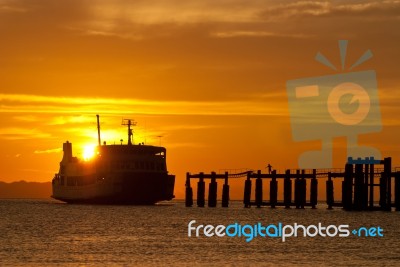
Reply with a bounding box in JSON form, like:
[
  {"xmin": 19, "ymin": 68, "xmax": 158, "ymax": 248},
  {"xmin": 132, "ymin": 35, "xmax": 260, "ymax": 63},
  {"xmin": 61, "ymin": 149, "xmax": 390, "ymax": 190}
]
[{"xmin": 155, "ymin": 152, "xmax": 165, "ymax": 158}]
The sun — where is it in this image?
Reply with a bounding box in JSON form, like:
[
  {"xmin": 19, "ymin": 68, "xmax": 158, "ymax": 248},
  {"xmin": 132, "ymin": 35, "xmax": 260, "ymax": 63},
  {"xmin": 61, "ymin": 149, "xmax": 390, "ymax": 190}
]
[{"xmin": 82, "ymin": 144, "xmax": 96, "ymax": 161}]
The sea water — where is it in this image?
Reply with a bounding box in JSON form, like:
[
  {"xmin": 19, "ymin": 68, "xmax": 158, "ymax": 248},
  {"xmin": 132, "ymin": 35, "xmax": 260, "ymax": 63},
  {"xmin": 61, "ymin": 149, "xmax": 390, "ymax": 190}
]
[{"xmin": 0, "ymin": 199, "xmax": 399, "ymax": 266}]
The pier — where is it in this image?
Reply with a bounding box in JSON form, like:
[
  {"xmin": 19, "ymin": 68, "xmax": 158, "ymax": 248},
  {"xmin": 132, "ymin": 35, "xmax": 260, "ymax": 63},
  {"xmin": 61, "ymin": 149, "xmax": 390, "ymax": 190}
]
[{"xmin": 185, "ymin": 157, "xmax": 400, "ymax": 211}]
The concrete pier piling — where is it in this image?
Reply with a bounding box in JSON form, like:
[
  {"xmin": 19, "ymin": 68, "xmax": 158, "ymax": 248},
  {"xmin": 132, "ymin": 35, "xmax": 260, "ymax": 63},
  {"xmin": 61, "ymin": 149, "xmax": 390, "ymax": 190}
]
[
  {"xmin": 384, "ymin": 157, "xmax": 392, "ymax": 211},
  {"xmin": 208, "ymin": 172, "xmax": 217, "ymax": 207},
  {"xmin": 295, "ymin": 170, "xmax": 301, "ymax": 209},
  {"xmin": 310, "ymin": 170, "xmax": 318, "ymax": 209},
  {"xmin": 364, "ymin": 164, "xmax": 369, "ymax": 210},
  {"xmin": 284, "ymin": 170, "xmax": 292, "ymax": 209},
  {"xmin": 326, "ymin": 174, "xmax": 334, "ymax": 210},
  {"xmin": 354, "ymin": 164, "xmax": 364, "ymax": 210},
  {"xmin": 270, "ymin": 170, "xmax": 278, "ymax": 208},
  {"xmin": 343, "ymin": 164, "xmax": 353, "ymax": 210},
  {"xmin": 197, "ymin": 172, "xmax": 205, "ymax": 207},
  {"xmin": 243, "ymin": 173, "xmax": 252, "ymax": 208},
  {"xmin": 255, "ymin": 170, "xmax": 263, "ymax": 208},
  {"xmin": 184, "ymin": 157, "xmax": 397, "ymax": 211},
  {"xmin": 369, "ymin": 164, "xmax": 374, "ymax": 210},
  {"xmin": 379, "ymin": 172, "xmax": 387, "ymax": 210},
  {"xmin": 221, "ymin": 172, "xmax": 229, "ymax": 208},
  {"xmin": 300, "ymin": 170, "xmax": 307, "ymax": 209},
  {"xmin": 395, "ymin": 172, "xmax": 400, "ymax": 211},
  {"xmin": 185, "ymin": 173, "xmax": 193, "ymax": 207}
]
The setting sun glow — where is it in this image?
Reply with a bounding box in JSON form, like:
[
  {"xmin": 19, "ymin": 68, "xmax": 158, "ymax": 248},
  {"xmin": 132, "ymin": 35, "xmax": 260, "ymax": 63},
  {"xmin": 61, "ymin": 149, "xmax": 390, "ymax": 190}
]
[{"xmin": 83, "ymin": 145, "xmax": 96, "ymax": 161}]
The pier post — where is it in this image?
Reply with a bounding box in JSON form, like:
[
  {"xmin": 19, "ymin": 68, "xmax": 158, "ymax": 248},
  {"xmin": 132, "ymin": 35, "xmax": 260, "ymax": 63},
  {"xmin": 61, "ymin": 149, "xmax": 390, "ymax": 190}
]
[
  {"xmin": 343, "ymin": 164, "xmax": 353, "ymax": 210},
  {"xmin": 284, "ymin": 170, "xmax": 292, "ymax": 209},
  {"xmin": 395, "ymin": 172, "xmax": 400, "ymax": 211},
  {"xmin": 385, "ymin": 157, "xmax": 392, "ymax": 211},
  {"xmin": 243, "ymin": 172, "xmax": 252, "ymax": 208},
  {"xmin": 364, "ymin": 163, "xmax": 369, "ymax": 210},
  {"xmin": 270, "ymin": 170, "xmax": 278, "ymax": 208},
  {"xmin": 197, "ymin": 172, "xmax": 205, "ymax": 207},
  {"xmin": 379, "ymin": 172, "xmax": 386, "ymax": 210},
  {"xmin": 255, "ymin": 170, "xmax": 263, "ymax": 208},
  {"xmin": 295, "ymin": 170, "xmax": 301, "ymax": 209},
  {"xmin": 300, "ymin": 170, "xmax": 306, "ymax": 209},
  {"xmin": 221, "ymin": 172, "xmax": 229, "ymax": 208},
  {"xmin": 326, "ymin": 173, "xmax": 334, "ymax": 210},
  {"xmin": 369, "ymin": 164, "xmax": 374, "ymax": 210},
  {"xmin": 310, "ymin": 169, "xmax": 318, "ymax": 209},
  {"xmin": 354, "ymin": 164, "xmax": 364, "ymax": 210},
  {"xmin": 208, "ymin": 172, "xmax": 217, "ymax": 207},
  {"xmin": 185, "ymin": 173, "xmax": 193, "ymax": 207}
]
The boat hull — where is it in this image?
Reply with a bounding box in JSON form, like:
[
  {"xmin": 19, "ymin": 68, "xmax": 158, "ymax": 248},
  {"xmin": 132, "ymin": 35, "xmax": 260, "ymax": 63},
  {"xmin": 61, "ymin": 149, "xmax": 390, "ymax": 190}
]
[{"xmin": 52, "ymin": 172, "xmax": 175, "ymax": 205}]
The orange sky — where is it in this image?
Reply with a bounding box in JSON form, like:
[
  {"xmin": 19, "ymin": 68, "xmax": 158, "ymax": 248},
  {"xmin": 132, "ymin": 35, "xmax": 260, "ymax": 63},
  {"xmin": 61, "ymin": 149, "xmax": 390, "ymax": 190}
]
[{"xmin": 1, "ymin": 0, "xmax": 400, "ymax": 198}]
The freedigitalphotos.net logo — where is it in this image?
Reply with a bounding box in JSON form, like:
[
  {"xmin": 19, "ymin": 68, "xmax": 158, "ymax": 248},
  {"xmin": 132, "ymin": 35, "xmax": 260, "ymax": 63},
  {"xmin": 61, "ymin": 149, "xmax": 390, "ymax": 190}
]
[
  {"xmin": 286, "ymin": 40, "xmax": 382, "ymax": 168},
  {"xmin": 188, "ymin": 220, "xmax": 383, "ymax": 242}
]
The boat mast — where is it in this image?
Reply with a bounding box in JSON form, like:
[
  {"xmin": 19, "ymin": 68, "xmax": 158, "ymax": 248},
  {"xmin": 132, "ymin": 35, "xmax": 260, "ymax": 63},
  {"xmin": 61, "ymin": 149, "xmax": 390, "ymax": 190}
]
[
  {"xmin": 96, "ymin": 114, "xmax": 101, "ymax": 146},
  {"xmin": 122, "ymin": 119, "xmax": 136, "ymax": 145}
]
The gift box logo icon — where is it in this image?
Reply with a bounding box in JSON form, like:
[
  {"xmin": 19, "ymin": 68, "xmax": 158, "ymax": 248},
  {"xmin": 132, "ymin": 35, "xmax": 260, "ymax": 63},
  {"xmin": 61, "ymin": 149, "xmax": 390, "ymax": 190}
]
[{"xmin": 287, "ymin": 40, "xmax": 382, "ymax": 168}]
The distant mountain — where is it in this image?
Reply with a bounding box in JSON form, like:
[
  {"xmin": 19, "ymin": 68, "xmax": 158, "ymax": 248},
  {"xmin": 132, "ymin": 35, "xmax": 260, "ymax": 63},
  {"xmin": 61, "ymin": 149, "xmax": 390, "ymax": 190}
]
[{"xmin": 0, "ymin": 181, "xmax": 52, "ymax": 199}]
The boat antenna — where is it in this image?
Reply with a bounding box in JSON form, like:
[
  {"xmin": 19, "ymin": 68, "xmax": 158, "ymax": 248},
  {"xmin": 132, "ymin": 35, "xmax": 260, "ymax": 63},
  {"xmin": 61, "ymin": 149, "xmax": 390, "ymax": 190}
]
[
  {"xmin": 122, "ymin": 118, "xmax": 136, "ymax": 145},
  {"xmin": 157, "ymin": 135, "xmax": 163, "ymax": 146},
  {"xmin": 96, "ymin": 114, "xmax": 101, "ymax": 146}
]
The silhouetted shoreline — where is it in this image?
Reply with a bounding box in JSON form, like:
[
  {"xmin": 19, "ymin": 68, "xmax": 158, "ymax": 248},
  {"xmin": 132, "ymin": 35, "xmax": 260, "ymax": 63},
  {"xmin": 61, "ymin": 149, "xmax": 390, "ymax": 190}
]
[{"xmin": 0, "ymin": 181, "xmax": 51, "ymax": 199}]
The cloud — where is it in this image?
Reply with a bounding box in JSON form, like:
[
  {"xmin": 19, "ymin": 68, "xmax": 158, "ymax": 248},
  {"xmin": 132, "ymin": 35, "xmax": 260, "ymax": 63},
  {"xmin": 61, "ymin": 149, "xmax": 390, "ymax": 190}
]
[
  {"xmin": 258, "ymin": 1, "xmax": 400, "ymax": 21},
  {"xmin": 49, "ymin": 116, "xmax": 97, "ymax": 125},
  {"xmin": 160, "ymin": 124, "xmax": 220, "ymax": 131},
  {"xmin": 211, "ymin": 31, "xmax": 311, "ymax": 39},
  {"xmin": 0, "ymin": 4, "xmax": 26, "ymax": 13},
  {"xmin": 88, "ymin": 0, "xmax": 262, "ymax": 25},
  {"xmin": 0, "ymin": 93, "xmax": 287, "ymax": 116},
  {"xmin": 34, "ymin": 148, "xmax": 62, "ymax": 154},
  {"xmin": 13, "ymin": 115, "xmax": 41, "ymax": 122},
  {"xmin": 0, "ymin": 127, "xmax": 51, "ymax": 140},
  {"xmin": 2, "ymin": 0, "xmax": 399, "ymax": 44}
]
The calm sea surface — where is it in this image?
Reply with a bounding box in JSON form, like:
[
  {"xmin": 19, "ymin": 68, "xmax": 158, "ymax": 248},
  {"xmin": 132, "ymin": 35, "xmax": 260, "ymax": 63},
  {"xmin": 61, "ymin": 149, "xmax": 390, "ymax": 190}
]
[{"xmin": 0, "ymin": 199, "xmax": 399, "ymax": 266}]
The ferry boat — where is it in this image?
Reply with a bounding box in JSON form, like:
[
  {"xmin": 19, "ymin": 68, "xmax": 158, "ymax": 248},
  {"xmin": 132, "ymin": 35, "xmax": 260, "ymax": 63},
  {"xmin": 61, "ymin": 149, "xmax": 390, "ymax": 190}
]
[{"xmin": 51, "ymin": 115, "xmax": 175, "ymax": 204}]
